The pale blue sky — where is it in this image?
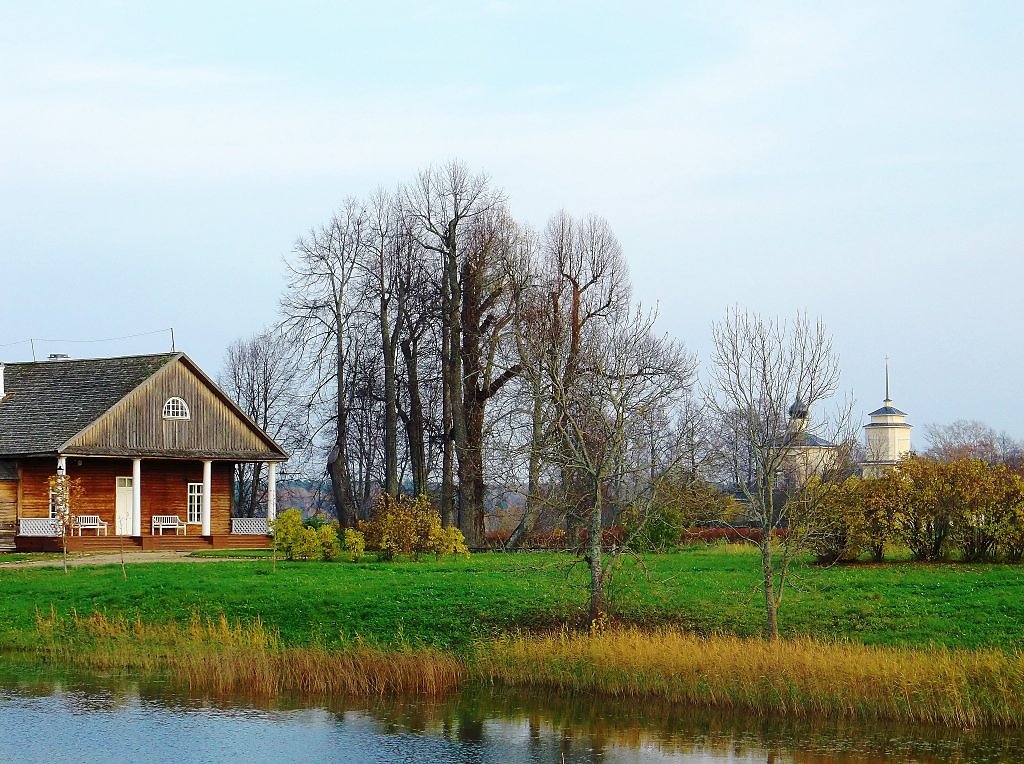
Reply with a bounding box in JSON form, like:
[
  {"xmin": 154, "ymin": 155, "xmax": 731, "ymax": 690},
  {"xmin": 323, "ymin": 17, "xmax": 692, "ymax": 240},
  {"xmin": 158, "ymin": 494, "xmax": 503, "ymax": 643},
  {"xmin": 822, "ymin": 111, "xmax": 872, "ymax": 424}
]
[{"xmin": 1, "ymin": 2, "xmax": 1021, "ymax": 439}]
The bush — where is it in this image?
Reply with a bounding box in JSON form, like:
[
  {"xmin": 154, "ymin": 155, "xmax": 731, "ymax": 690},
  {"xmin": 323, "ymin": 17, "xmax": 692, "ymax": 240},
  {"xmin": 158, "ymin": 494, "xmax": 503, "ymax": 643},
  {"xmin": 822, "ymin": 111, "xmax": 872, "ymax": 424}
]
[
  {"xmin": 362, "ymin": 494, "xmax": 469, "ymax": 560},
  {"xmin": 680, "ymin": 527, "xmax": 787, "ymax": 544},
  {"xmin": 525, "ymin": 528, "xmax": 568, "ymax": 549},
  {"xmin": 317, "ymin": 524, "xmax": 341, "ymax": 561},
  {"xmin": 808, "ymin": 476, "xmax": 866, "ymax": 564},
  {"xmin": 271, "ymin": 509, "xmax": 340, "ymax": 561},
  {"xmin": 343, "ymin": 528, "xmax": 365, "ymax": 562},
  {"xmin": 485, "ymin": 529, "xmax": 511, "ymax": 549}
]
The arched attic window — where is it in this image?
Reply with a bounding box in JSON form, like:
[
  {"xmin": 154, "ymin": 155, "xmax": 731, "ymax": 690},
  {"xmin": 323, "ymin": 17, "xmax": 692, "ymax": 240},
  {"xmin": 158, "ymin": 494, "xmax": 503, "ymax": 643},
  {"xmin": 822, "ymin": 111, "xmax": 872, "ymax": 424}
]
[{"xmin": 162, "ymin": 397, "xmax": 191, "ymax": 420}]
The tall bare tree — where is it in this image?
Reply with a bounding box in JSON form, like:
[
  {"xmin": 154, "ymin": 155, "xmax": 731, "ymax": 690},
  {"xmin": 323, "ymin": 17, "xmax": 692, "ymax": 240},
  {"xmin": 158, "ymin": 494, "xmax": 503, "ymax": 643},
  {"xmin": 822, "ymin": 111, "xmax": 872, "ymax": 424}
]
[
  {"xmin": 281, "ymin": 198, "xmax": 368, "ymax": 526},
  {"xmin": 406, "ymin": 162, "xmax": 518, "ymax": 545},
  {"xmin": 220, "ymin": 329, "xmax": 307, "ymax": 517},
  {"xmin": 549, "ymin": 304, "xmax": 697, "ymax": 624},
  {"xmin": 706, "ymin": 308, "xmax": 852, "ymax": 638}
]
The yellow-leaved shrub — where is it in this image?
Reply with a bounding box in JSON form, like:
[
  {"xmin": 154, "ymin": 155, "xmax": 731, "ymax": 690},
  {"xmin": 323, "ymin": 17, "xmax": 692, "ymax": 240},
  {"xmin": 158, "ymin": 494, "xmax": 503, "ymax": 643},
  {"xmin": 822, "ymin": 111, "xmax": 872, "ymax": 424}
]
[
  {"xmin": 362, "ymin": 494, "xmax": 469, "ymax": 560},
  {"xmin": 343, "ymin": 528, "xmax": 365, "ymax": 562},
  {"xmin": 270, "ymin": 508, "xmax": 340, "ymax": 561}
]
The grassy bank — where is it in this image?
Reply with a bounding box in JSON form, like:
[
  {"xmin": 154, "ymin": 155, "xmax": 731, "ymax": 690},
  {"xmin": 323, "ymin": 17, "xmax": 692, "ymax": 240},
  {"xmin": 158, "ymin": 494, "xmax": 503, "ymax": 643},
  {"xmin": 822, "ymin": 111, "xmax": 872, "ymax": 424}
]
[
  {"xmin": 2, "ymin": 546, "xmax": 1024, "ymax": 651},
  {"xmin": 479, "ymin": 628, "xmax": 1024, "ymax": 728},
  {"xmin": 35, "ymin": 609, "xmax": 464, "ymax": 696},
  {"xmin": 6, "ymin": 545, "xmax": 1024, "ymax": 727},
  {"xmin": 29, "ymin": 608, "xmax": 1024, "ymax": 728}
]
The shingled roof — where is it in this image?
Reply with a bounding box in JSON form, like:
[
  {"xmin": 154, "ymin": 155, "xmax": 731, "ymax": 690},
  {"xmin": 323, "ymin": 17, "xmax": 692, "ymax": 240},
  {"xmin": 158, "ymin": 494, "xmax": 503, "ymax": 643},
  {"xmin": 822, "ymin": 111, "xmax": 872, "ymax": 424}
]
[{"xmin": 0, "ymin": 354, "xmax": 176, "ymax": 456}]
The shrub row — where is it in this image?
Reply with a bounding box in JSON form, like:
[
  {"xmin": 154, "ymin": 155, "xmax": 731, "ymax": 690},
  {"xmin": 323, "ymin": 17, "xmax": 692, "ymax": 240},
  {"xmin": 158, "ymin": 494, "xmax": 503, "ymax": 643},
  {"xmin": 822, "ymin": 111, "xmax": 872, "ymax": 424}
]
[{"xmin": 811, "ymin": 456, "xmax": 1024, "ymax": 563}]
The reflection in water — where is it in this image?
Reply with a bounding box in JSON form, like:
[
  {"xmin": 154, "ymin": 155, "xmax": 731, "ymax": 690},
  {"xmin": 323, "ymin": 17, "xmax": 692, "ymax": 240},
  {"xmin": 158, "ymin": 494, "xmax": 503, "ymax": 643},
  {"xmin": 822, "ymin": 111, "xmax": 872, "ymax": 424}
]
[{"xmin": 0, "ymin": 664, "xmax": 1022, "ymax": 763}]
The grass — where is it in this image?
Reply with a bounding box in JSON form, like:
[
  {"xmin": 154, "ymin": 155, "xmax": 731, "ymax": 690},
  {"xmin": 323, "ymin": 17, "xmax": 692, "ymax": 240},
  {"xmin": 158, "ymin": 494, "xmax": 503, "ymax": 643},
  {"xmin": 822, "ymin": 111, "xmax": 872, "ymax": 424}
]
[
  {"xmin": 34, "ymin": 609, "xmax": 464, "ymax": 697},
  {"xmin": 2, "ymin": 545, "xmax": 1024, "ymax": 652},
  {"xmin": 27, "ymin": 605, "xmax": 1024, "ymax": 728},
  {"xmin": 0, "ymin": 553, "xmax": 63, "ymax": 564},
  {"xmin": 6, "ymin": 545, "xmax": 1024, "ymax": 727},
  {"xmin": 478, "ymin": 627, "xmax": 1024, "ymax": 728},
  {"xmin": 188, "ymin": 549, "xmax": 272, "ymax": 558}
]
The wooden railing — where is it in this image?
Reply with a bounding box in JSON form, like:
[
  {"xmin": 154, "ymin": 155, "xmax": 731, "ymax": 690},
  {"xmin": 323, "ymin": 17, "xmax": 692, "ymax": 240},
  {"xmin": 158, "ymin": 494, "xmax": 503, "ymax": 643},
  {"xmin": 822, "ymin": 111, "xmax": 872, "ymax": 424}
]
[
  {"xmin": 231, "ymin": 517, "xmax": 269, "ymax": 535},
  {"xmin": 19, "ymin": 518, "xmax": 59, "ymax": 536}
]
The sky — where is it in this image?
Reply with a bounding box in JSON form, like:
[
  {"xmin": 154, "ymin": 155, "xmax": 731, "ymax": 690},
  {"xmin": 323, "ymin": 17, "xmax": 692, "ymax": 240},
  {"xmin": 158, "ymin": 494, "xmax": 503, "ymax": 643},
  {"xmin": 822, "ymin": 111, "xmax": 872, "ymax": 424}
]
[{"xmin": 1, "ymin": 1, "xmax": 1021, "ymax": 441}]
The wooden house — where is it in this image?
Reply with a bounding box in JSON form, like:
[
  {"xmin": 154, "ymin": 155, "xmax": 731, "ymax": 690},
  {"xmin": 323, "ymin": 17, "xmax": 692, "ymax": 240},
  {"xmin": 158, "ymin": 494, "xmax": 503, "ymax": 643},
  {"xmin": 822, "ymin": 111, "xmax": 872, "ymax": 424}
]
[{"xmin": 0, "ymin": 353, "xmax": 287, "ymax": 552}]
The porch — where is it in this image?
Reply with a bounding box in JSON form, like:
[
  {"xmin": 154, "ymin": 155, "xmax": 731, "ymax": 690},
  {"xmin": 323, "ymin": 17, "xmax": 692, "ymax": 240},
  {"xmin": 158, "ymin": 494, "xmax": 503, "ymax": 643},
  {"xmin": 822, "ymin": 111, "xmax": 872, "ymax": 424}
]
[{"xmin": 15, "ymin": 517, "xmax": 272, "ymax": 552}]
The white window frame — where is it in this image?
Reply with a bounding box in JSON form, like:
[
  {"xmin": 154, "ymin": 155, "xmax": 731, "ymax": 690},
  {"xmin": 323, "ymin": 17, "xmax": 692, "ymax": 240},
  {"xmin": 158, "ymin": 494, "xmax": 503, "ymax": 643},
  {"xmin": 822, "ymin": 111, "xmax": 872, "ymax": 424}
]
[
  {"xmin": 163, "ymin": 397, "xmax": 191, "ymax": 420},
  {"xmin": 187, "ymin": 483, "xmax": 203, "ymax": 525},
  {"xmin": 48, "ymin": 487, "xmax": 58, "ymax": 520}
]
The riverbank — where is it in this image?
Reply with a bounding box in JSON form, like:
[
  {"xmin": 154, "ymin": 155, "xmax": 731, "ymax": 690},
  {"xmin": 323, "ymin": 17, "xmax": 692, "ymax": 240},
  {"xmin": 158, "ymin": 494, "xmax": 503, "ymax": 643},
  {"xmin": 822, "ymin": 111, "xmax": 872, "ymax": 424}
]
[
  {"xmin": 2, "ymin": 546, "xmax": 1024, "ymax": 651},
  {"xmin": 5, "ymin": 546, "xmax": 1024, "ymax": 727},
  {"xmin": 28, "ymin": 609, "xmax": 1024, "ymax": 728}
]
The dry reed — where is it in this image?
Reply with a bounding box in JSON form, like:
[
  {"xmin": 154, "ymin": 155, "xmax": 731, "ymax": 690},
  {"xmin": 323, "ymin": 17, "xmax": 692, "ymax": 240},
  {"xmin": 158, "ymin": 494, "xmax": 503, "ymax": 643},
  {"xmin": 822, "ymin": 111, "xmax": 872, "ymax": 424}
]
[
  {"xmin": 32, "ymin": 609, "xmax": 1024, "ymax": 727},
  {"xmin": 474, "ymin": 627, "xmax": 1024, "ymax": 729},
  {"xmin": 34, "ymin": 608, "xmax": 464, "ymax": 698}
]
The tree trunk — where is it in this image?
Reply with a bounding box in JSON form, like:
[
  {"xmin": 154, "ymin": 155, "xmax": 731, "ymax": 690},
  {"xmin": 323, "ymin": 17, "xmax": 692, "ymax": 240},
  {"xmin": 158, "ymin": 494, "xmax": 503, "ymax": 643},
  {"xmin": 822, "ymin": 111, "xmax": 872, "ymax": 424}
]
[
  {"xmin": 400, "ymin": 337, "xmax": 428, "ymax": 497},
  {"xmin": 508, "ymin": 381, "xmax": 544, "ymax": 550},
  {"xmin": 760, "ymin": 540, "xmax": 780, "ymax": 639},
  {"xmin": 331, "ymin": 321, "xmax": 354, "ymax": 526},
  {"xmin": 328, "ymin": 447, "xmax": 352, "ymax": 527},
  {"xmin": 458, "ymin": 392, "xmax": 487, "ymax": 547},
  {"xmin": 381, "ymin": 307, "xmax": 399, "ymax": 497},
  {"xmin": 441, "ymin": 319, "xmax": 456, "ymax": 527},
  {"xmin": 588, "ymin": 488, "xmax": 605, "ymax": 628}
]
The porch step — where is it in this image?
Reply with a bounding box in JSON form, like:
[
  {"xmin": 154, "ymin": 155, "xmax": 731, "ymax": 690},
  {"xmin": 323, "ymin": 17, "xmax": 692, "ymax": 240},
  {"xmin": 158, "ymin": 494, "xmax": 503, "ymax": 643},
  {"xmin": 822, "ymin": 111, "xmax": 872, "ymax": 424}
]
[{"xmin": 141, "ymin": 534, "xmax": 211, "ymax": 551}]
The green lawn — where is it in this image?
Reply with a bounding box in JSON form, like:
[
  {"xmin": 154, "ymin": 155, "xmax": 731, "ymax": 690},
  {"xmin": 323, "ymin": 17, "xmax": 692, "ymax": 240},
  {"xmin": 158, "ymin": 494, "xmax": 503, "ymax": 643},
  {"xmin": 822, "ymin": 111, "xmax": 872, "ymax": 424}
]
[
  {"xmin": 1, "ymin": 545, "xmax": 1022, "ymax": 652},
  {"xmin": 0, "ymin": 553, "xmax": 62, "ymax": 564}
]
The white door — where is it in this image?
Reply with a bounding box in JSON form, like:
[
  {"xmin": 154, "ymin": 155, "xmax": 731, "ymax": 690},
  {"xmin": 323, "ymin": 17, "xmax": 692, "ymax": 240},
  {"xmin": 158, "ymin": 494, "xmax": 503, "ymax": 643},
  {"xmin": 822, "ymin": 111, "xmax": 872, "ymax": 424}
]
[{"xmin": 115, "ymin": 477, "xmax": 133, "ymax": 535}]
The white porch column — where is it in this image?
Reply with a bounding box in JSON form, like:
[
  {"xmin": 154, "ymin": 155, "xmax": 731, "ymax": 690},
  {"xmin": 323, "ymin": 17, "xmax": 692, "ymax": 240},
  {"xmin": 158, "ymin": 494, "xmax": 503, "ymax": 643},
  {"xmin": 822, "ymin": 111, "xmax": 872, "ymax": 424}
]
[
  {"xmin": 131, "ymin": 458, "xmax": 142, "ymax": 537},
  {"xmin": 201, "ymin": 460, "xmax": 212, "ymax": 536},
  {"xmin": 267, "ymin": 462, "xmax": 277, "ymax": 521}
]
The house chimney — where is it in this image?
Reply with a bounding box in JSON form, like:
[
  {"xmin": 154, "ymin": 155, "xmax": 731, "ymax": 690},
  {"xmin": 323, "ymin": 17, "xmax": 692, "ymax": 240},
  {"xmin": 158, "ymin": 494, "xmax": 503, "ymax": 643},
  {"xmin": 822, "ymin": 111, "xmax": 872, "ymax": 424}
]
[
  {"xmin": 0, "ymin": 364, "xmax": 4, "ymax": 399},
  {"xmin": 47, "ymin": 353, "xmax": 70, "ymax": 361}
]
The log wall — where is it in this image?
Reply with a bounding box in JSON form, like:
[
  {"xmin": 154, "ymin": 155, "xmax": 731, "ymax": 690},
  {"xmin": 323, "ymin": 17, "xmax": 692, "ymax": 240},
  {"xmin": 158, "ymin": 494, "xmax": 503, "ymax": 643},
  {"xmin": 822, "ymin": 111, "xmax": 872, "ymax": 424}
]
[{"xmin": 16, "ymin": 457, "xmax": 233, "ymax": 536}]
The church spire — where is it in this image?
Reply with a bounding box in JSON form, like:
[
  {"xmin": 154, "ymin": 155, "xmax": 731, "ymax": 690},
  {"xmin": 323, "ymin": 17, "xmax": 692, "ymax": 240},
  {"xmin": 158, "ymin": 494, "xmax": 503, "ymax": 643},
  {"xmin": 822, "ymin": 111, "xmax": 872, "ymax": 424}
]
[{"xmin": 884, "ymin": 357, "xmax": 891, "ymax": 404}]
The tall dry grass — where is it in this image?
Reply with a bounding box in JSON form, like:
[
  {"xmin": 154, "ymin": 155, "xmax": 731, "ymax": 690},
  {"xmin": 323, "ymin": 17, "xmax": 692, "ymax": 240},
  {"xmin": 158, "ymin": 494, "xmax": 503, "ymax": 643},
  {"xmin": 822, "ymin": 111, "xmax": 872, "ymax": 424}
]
[
  {"xmin": 34, "ymin": 608, "xmax": 464, "ymax": 697},
  {"xmin": 474, "ymin": 627, "xmax": 1024, "ymax": 728},
  {"xmin": 32, "ymin": 609, "xmax": 1024, "ymax": 728}
]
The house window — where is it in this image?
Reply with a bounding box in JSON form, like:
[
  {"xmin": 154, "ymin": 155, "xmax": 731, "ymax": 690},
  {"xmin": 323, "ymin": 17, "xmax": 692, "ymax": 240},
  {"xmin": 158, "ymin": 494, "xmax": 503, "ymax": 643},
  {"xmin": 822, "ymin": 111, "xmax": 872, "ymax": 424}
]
[
  {"xmin": 48, "ymin": 487, "xmax": 58, "ymax": 520},
  {"xmin": 187, "ymin": 483, "xmax": 203, "ymax": 524},
  {"xmin": 163, "ymin": 397, "xmax": 191, "ymax": 420}
]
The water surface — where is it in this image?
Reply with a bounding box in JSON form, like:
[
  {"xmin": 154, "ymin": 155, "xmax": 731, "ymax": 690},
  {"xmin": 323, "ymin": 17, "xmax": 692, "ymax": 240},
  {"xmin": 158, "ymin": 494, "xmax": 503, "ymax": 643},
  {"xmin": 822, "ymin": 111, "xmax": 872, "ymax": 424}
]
[{"xmin": 0, "ymin": 667, "xmax": 1021, "ymax": 763}]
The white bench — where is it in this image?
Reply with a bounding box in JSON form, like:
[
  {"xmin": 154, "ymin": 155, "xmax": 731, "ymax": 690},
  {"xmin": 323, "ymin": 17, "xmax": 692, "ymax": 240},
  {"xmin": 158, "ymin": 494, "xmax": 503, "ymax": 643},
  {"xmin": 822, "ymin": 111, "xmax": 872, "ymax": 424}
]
[
  {"xmin": 73, "ymin": 515, "xmax": 108, "ymax": 536},
  {"xmin": 152, "ymin": 515, "xmax": 187, "ymax": 535}
]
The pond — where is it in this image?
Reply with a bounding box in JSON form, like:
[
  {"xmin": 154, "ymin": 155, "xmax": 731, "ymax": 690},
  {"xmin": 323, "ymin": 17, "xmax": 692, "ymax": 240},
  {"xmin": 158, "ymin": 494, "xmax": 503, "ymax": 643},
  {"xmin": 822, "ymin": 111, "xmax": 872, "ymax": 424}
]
[{"xmin": 0, "ymin": 667, "xmax": 1022, "ymax": 763}]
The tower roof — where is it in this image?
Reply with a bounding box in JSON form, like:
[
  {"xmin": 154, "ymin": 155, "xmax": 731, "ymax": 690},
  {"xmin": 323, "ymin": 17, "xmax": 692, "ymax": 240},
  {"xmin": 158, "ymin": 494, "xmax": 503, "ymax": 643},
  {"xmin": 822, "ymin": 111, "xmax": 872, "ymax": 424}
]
[{"xmin": 869, "ymin": 404, "xmax": 907, "ymax": 417}]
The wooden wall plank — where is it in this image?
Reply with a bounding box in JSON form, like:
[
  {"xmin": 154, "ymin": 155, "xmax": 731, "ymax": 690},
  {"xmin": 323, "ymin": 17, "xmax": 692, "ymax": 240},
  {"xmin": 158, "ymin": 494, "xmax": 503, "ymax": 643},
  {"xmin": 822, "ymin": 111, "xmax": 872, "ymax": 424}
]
[
  {"xmin": 16, "ymin": 458, "xmax": 235, "ymax": 536},
  {"xmin": 64, "ymin": 359, "xmax": 283, "ymax": 460}
]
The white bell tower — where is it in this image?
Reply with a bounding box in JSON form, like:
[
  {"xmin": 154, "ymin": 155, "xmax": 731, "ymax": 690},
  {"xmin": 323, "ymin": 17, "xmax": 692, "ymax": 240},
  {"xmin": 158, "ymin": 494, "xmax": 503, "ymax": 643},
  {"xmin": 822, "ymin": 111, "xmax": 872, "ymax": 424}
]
[{"xmin": 862, "ymin": 360, "xmax": 912, "ymax": 478}]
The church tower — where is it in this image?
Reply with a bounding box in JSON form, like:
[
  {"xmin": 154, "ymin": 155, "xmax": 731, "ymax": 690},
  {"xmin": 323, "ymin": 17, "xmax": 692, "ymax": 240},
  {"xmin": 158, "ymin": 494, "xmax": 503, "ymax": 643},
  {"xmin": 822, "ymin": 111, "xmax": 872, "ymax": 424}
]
[{"xmin": 862, "ymin": 362, "xmax": 912, "ymax": 478}]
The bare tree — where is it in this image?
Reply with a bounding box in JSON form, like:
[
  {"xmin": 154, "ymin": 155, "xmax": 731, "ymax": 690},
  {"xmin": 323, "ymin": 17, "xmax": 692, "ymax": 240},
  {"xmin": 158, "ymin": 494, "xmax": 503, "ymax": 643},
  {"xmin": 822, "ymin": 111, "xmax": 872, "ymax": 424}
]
[
  {"xmin": 220, "ymin": 329, "xmax": 307, "ymax": 517},
  {"xmin": 281, "ymin": 199, "xmax": 368, "ymax": 526},
  {"xmin": 549, "ymin": 303, "xmax": 697, "ymax": 625},
  {"xmin": 925, "ymin": 420, "xmax": 1022, "ymax": 467},
  {"xmin": 406, "ymin": 162, "xmax": 518, "ymax": 545},
  {"xmin": 706, "ymin": 308, "xmax": 852, "ymax": 639},
  {"xmin": 361, "ymin": 189, "xmax": 405, "ymax": 497}
]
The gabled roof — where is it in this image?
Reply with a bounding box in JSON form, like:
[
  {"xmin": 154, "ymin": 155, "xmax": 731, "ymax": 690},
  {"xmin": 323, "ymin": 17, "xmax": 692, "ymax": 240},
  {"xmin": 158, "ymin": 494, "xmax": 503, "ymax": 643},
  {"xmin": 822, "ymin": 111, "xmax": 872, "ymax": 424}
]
[
  {"xmin": 0, "ymin": 353, "xmax": 288, "ymax": 460},
  {"xmin": 0, "ymin": 354, "xmax": 175, "ymax": 456}
]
